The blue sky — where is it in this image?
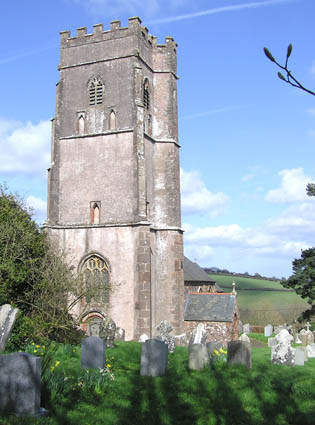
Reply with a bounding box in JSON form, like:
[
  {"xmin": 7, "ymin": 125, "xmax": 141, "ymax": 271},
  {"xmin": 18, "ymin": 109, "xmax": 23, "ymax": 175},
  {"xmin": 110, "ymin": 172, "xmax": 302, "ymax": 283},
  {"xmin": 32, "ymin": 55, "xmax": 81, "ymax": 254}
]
[{"xmin": 0, "ymin": 0, "xmax": 314, "ymax": 278}]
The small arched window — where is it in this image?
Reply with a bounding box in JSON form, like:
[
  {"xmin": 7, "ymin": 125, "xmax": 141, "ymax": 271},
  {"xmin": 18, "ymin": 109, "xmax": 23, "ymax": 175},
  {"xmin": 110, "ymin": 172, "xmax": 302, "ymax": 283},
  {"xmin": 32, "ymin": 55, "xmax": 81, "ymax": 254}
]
[
  {"xmin": 89, "ymin": 77, "xmax": 104, "ymax": 106},
  {"xmin": 78, "ymin": 115, "xmax": 85, "ymax": 134},
  {"xmin": 90, "ymin": 201, "xmax": 101, "ymax": 224},
  {"xmin": 82, "ymin": 256, "xmax": 110, "ymax": 304},
  {"xmin": 143, "ymin": 79, "xmax": 150, "ymax": 110},
  {"xmin": 109, "ymin": 110, "xmax": 116, "ymax": 130}
]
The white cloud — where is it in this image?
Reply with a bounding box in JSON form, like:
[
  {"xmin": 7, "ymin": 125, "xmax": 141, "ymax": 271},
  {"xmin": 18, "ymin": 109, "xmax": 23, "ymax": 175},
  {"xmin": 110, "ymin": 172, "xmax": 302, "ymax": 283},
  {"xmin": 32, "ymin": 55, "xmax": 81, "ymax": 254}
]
[
  {"xmin": 26, "ymin": 195, "xmax": 47, "ymax": 224},
  {"xmin": 265, "ymin": 168, "xmax": 314, "ymax": 203},
  {"xmin": 0, "ymin": 118, "xmax": 50, "ymax": 177},
  {"xmin": 181, "ymin": 168, "xmax": 229, "ymax": 216},
  {"xmin": 241, "ymin": 173, "xmax": 255, "ymax": 182}
]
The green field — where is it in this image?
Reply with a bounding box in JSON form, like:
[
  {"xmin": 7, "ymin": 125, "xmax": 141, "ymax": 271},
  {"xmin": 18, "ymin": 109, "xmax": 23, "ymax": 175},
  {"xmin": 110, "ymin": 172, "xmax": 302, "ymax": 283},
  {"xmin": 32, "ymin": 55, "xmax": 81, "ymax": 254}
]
[{"xmin": 209, "ymin": 274, "xmax": 310, "ymax": 325}]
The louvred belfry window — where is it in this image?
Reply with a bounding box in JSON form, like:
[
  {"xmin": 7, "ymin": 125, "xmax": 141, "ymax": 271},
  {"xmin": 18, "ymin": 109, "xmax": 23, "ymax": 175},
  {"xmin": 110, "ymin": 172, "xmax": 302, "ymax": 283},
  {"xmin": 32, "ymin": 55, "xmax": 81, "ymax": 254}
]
[{"xmin": 89, "ymin": 77, "xmax": 104, "ymax": 106}]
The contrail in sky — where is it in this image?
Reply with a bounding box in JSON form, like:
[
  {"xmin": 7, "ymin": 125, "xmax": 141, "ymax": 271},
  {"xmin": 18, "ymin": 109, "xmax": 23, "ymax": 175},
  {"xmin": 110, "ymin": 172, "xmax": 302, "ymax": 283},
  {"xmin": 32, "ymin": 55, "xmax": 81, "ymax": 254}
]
[
  {"xmin": 147, "ymin": 0, "xmax": 296, "ymax": 25},
  {"xmin": 0, "ymin": 43, "xmax": 57, "ymax": 65},
  {"xmin": 181, "ymin": 104, "xmax": 254, "ymax": 120}
]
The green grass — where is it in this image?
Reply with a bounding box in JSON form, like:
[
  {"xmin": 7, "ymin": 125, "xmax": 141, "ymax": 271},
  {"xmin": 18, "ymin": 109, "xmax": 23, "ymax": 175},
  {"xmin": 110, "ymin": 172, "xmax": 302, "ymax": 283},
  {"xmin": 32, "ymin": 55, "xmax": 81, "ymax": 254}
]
[
  {"xmin": 1, "ymin": 341, "xmax": 315, "ymax": 425},
  {"xmin": 209, "ymin": 274, "xmax": 310, "ymax": 325}
]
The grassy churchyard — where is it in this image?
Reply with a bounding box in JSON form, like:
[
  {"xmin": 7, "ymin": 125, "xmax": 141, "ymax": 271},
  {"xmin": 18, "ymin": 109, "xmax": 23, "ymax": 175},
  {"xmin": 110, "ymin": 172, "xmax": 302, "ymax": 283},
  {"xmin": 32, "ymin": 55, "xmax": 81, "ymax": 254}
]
[{"xmin": 1, "ymin": 339, "xmax": 315, "ymax": 425}]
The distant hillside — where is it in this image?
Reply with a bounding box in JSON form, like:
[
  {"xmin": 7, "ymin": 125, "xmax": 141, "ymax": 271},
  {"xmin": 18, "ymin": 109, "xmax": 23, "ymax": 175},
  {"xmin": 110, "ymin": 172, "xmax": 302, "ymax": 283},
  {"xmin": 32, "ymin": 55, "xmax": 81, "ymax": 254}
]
[
  {"xmin": 204, "ymin": 268, "xmax": 281, "ymax": 281},
  {"xmin": 208, "ymin": 273, "xmax": 310, "ymax": 325}
]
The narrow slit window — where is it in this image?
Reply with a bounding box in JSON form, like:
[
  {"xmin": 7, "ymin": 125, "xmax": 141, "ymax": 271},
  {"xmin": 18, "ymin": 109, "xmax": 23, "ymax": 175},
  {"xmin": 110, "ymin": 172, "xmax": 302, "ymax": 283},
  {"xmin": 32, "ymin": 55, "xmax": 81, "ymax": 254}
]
[{"xmin": 143, "ymin": 80, "xmax": 150, "ymax": 110}]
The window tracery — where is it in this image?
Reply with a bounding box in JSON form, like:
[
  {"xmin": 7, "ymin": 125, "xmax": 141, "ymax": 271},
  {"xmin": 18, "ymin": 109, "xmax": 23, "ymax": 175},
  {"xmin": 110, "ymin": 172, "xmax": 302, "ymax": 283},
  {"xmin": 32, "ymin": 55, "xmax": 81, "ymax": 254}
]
[
  {"xmin": 89, "ymin": 77, "xmax": 104, "ymax": 106},
  {"xmin": 82, "ymin": 256, "xmax": 110, "ymax": 304}
]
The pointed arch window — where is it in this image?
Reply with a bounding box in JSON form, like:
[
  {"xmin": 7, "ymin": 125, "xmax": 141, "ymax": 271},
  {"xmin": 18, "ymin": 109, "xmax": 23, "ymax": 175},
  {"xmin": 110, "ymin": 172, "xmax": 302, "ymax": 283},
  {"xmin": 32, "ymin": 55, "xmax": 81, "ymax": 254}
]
[
  {"xmin": 143, "ymin": 79, "xmax": 150, "ymax": 110},
  {"xmin": 89, "ymin": 77, "xmax": 104, "ymax": 106},
  {"xmin": 90, "ymin": 201, "xmax": 101, "ymax": 224},
  {"xmin": 109, "ymin": 110, "xmax": 116, "ymax": 130},
  {"xmin": 82, "ymin": 256, "xmax": 110, "ymax": 304}
]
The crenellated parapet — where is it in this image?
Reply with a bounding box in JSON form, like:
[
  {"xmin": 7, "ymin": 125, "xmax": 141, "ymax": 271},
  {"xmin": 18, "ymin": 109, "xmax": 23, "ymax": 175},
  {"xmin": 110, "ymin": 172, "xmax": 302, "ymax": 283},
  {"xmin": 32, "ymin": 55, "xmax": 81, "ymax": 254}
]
[{"xmin": 60, "ymin": 17, "xmax": 177, "ymax": 53}]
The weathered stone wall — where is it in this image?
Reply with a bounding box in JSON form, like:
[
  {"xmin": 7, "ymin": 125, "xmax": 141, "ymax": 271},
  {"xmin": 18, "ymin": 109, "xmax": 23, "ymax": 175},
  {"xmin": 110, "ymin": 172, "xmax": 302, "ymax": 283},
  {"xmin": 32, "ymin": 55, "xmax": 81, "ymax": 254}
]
[{"xmin": 184, "ymin": 320, "xmax": 238, "ymax": 346}]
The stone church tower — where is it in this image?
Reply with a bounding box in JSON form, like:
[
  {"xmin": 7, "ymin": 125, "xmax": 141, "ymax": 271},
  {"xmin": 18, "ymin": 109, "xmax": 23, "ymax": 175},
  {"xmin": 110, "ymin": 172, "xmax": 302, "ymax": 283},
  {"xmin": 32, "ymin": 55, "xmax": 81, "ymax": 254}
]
[{"xmin": 45, "ymin": 17, "xmax": 184, "ymax": 340}]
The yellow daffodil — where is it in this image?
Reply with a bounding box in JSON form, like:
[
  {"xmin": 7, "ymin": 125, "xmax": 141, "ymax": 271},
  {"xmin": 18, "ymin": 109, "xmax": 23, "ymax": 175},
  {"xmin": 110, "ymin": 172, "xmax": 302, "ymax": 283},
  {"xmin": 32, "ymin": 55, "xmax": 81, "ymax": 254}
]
[{"xmin": 55, "ymin": 361, "xmax": 60, "ymax": 367}]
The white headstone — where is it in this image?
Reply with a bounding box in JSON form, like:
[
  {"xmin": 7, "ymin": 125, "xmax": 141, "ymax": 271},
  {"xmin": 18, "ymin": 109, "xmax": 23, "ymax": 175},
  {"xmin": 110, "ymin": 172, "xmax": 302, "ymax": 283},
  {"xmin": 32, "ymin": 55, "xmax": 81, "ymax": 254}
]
[
  {"xmin": 139, "ymin": 333, "xmax": 149, "ymax": 343},
  {"xmin": 243, "ymin": 324, "xmax": 251, "ymax": 334},
  {"xmin": 271, "ymin": 329, "xmax": 295, "ymax": 366},
  {"xmin": 306, "ymin": 343, "xmax": 315, "ymax": 359},
  {"xmin": 294, "ymin": 347, "xmax": 305, "ymax": 366},
  {"xmin": 264, "ymin": 324, "xmax": 273, "ymax": 337},
  {"xmin": 189, "ymin": 323, "xmax": 207, "ymax": 346},
  {"xmin": 239, "ymin": 333, "xmax": 250, "ymax": 343}
]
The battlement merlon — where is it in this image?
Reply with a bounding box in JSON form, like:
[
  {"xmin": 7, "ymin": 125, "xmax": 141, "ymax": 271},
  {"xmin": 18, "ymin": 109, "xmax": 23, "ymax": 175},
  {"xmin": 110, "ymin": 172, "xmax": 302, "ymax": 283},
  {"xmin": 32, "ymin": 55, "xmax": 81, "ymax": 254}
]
[{"xmin": 59, "ymin": 17, "xmax": 178, "ymax": 52}]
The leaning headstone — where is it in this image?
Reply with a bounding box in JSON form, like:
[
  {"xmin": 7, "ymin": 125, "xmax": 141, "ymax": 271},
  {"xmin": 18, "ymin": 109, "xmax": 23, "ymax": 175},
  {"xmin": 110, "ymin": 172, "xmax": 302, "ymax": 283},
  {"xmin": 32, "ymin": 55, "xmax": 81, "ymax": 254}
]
[
  {"xmin": 139, "ymin": 333, "xmax": 149, "ymax": 343},
  {"xmin": 0, "ymin": 353, "xmax": 41, "ymax": 416},
  {"xmin": 140, "ymin": 339, "xmax": 168, "ymax": 377},
  {"xmin": 271, "ymin": 329, "xmax": 295, "ymax": 366},
  {"xmin": 294, "ymin": 347, "xmax": 305, "ymax": 366},
  {"xmin": 81, "ymin": 336, "xmax": 105, "ymax": 369},
  {"xmin": 156, "ymin": 320, "xmax": 176, "ymax": 353},
  {"xmin": 268, "ymin": 337, "xmax": 277, "ymax": 348},
  {"xmin": 189, "ymin": 323, "xmax": 207, "ymax": 346},
  {"xmin": 0, "ymin": 304, "xmax": 19, "ymax": 352},
  {"xmin": 239, "ymin": 333, "xmax": 251, "ymax": 343},
  {"xmin": 243, "ymin": 323, "xmax": 251, "ymax": 334},
  {"xmin": 115, "ymin": 327, "xmax": 125, "ymax": 342},
  {"xmin": 227, "ymin": 341, "xmax": 252, "ymax": 369},
  {"xmin": 189, "ymin": 343, "xmax": 209, "ymax": 370},
  {"xmin": 306, "ymin": 343, "xmax": 315, "ymax": 359},
  {"xmin": 238, "ymin": 320, "xmax": 243, "ymax": 335},
  {"xmin": 264, "ymin": 324, "xmax": 273, "ymax": 337}
]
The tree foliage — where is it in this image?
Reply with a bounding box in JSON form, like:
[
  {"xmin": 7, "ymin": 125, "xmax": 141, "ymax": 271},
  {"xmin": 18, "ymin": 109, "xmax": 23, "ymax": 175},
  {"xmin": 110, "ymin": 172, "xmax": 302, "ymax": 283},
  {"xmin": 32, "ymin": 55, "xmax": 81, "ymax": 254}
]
[
  {"xmin": 264, "ymin": 44, "xmax": 315, "ymax": 96},
  {"xmin": 281, "ymin": 247, "xmax": 315, "ymax": 322},
  {"xmin": 0, "ymin": 185, "xmax": 87, "ymax": 349}
]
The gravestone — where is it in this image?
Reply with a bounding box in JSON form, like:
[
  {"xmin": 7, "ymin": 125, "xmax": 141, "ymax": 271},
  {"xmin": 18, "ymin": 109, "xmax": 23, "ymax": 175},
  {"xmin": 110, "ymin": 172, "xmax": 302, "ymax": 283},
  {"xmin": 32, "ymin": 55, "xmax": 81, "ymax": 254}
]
[
  {"xmin": 271, "ymin": 329, "xmax": 295, "ymax": 366},
  {"xmin": 268, "ymin": 337, "xmax": 277, "ymax": 348},
  {"xmin": 0, "ymin": 353, "xmax": 41, "ymax": 416},
  {"xmin": 189, "ymin": 343, "xmax": 209, "ymax": 370},
  {"xmin": 227, "ymin": 341, "xmax": 252, "ymax": 369},
  {"xmin": 239, "ymin": 333, "xmax": 251, "ymax": 343},
  {"xmin": 140, "ymin": 339, "xmax": 168, "ymax": 377},
  {"xmin": 294, "ymin": 347, "xmax": 305, "ymax": 366},
  {"xmin": 264, "ymin": 324, "xmax": 273, "ymax": 337},
  {"xmin": 299, "ymin": 324, "xmax": 314, "ymax": 346},
  {"xmin": 306, "ymin": 343, "xmax": 315, "ymax": 358},
  {"xmin": 0, "ymin": 304, "xmax": 19, "ymax": 352},
  {"xmin": 296, "ymin": 346, "xmax": 308, "ymax": 361},
  {"xmin": 87, "ymin": 316, "xmax": 116, "ymax": 347},
  {"xmin": 189, "ymin": 323, "xmax": 207, "ymax": 346},
  {"xmin": 139, "ymin": 333, "xmax": 149, "ymax": 343},
  {"xmin": 243, "ymin": 323, "xmax": 251, "ymax": 334},
  {"xmin": 115, "ymin": 327, "xmax": 125, "ymax": 342},
  {"xmin": 156, "ymin": 320, "xmax": 176, "ymax": 353},
  {"xmin": 81, "ymin": 336, "xmax": 106, "ymax": 369},
  {"xmin": 207, "ymin": 341, "xmax": 223, "ymax": 364}
]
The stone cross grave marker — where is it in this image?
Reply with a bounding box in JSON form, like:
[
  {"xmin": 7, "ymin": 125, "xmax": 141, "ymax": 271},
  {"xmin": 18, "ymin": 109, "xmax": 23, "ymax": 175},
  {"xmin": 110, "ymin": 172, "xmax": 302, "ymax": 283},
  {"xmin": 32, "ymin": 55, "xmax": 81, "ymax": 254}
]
[
  {"xmin": 81, "ymin": 336, "xmax": 106, "ymax": 369},
  {"xmin": 189, "ymin": 343, "xmax": 209, "ymax": 370},
  {"xmin": 0, "ymin": 353, "xmax": 41, "ymax": 416},
  {"xmin": 0, "ymin": 304, "xmax": 19, "ymax": 352},
  {"xmin": 140, "ymin": 339, "xmax": 168, "ymax": 377},
  {"xmin": 227, "ymin": 340, "xmax": 252, "ymax": 369}
]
